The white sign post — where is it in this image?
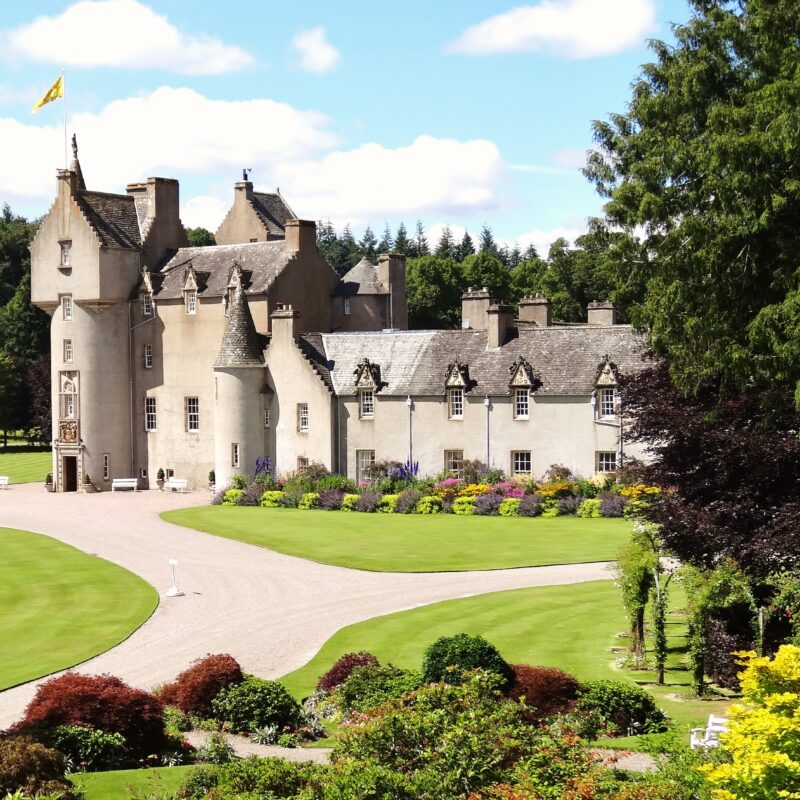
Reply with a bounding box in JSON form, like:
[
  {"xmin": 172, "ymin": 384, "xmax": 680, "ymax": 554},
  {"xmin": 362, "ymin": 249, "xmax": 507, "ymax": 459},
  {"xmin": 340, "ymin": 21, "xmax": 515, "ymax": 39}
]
[{"xmin": 166, "ymin": 558, "xmax": 184, "ymax": 597}]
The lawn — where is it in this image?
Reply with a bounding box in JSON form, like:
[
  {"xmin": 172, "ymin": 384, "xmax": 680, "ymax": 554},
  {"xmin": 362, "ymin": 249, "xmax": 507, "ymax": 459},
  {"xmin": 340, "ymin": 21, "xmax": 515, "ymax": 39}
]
[
  {"xmin": 163, "ymin": 507, "xmax": 631, "ymax": 572},
  {"xmin": 0, "ymin": 445, "xmax": 51, "ymax": 484},
  {"xmin": 0, "ymin": 528, "xmax": 158, "ymax": 690},
  {"xmin": 280, "ymin": 579, "xmax": 731, "ymax": 728},
  {"xmin": 70, "ymin": 765, "xmax": 195, "ymax": 800}
]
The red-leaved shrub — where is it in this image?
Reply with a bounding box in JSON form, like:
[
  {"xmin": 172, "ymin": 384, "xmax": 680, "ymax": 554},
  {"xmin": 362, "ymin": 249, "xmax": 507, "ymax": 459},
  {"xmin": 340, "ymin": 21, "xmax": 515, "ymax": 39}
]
[
  {"xmin": 316, "ymin": 652, "xmax": 380, "ymax": 693},
  {"xmin": 15, "ymin": 672, "xmax": 164, "ymax": 757},
  {"xmin": 0, "ymin": 736, "xmax": 76, "ymax": 799},
  {"xmin": 160, "ymin": 654, "xmax": 244, "ymax": 716},
  {"xmin": 504, "ymin": 665, "xmax": 581, "ymax": 719}
]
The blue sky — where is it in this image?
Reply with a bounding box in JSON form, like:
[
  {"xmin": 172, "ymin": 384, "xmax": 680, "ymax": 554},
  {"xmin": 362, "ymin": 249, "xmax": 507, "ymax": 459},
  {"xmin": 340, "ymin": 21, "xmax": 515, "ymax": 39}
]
[{"xmin": 0, "ymin": 0, "xmax": 691, "ymax": 253}]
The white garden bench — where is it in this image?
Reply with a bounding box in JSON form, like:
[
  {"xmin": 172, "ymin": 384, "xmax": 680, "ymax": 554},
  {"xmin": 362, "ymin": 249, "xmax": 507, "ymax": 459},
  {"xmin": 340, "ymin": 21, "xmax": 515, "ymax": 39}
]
[
  {"xmin": 164, "ymin": 477, "xmax": 189, "ymax": 493},
  {"xmin": 0, "ymin": 476, "xmax": 9, "ymax": 489},
  {"xmin": 690, "ymin": 714, "xmax": 729, "ymax": 749},
  {"xmin": 111, "ymin": 477, "xmax": 138, "ymax": 492}
]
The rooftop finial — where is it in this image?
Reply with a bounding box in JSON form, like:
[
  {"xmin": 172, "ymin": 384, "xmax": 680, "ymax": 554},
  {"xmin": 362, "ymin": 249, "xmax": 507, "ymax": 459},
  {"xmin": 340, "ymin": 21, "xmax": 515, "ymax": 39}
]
[
  {"xmin": 70, "ymin": 132, "xmax": 86, "ymax": 191},
  {"xmin": 72, "ymin": 133, "xmax": 78, "ymax": 160}
]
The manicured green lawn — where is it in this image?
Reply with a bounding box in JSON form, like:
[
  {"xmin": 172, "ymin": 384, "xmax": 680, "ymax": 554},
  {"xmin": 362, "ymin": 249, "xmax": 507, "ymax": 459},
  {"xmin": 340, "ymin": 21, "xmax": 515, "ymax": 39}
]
[
  {"xmin": 163, "ymin": 507, "xmax": 631, "ymax": 572},
  {"xmin": 280, "ymin": 580, "xmax": 731, "ymax": 728},
  {"xmin": 70, "ymin": 765, "xmax": 194, "ymax": 800},
  {"xmin": 0, "ymin": 446, "xmax": 51, "ymax": 484},
  {"xmin": 0, "ymin": 529, "xmax": 158, "ymax": 690}
]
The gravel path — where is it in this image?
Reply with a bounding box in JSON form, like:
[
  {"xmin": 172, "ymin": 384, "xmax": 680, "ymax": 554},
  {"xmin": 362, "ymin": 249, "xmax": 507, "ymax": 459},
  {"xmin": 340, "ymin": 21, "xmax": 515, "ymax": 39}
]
[{"xmin": 0, "ymin": 484, "xmax": 613, "ymax": 729}]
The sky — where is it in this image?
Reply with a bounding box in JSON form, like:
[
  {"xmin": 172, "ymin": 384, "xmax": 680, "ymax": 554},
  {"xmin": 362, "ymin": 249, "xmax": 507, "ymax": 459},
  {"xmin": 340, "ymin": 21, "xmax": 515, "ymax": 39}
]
[{"xmin": 0, "ymin": 0, "xmax": 692, "ymax": 255}]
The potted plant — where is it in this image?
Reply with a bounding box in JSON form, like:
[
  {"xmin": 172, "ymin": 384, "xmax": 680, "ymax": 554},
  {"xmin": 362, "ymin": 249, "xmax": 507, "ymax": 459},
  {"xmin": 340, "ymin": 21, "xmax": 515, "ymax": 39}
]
[
  {"xmin": 81, "ymin": 473, "xmax": 94, "ymax": 493},
  {"xmin": 44, "ymin": 473, "xmax": 53, "ymax": 492},
  {"xmin": 156, "ymin": 467, "xmax": 165, "ymax": 490},
  {"xmin": 208, "ymin": 469, "xmax": 215, "ymax": 491}
]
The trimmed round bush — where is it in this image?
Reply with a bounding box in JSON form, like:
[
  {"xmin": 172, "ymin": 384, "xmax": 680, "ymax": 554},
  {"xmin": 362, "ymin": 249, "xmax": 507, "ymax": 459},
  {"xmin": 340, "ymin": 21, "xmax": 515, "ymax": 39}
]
[
  {"xmin": 47, "ymin": 725, "xmax": 126, "ymax": 772},
  {"xmin": 416, "ymin": 495, "xmax": 443, "ymax": 514},
  {"xmin": 355, "ymin": 491, "xmax": 382, "ymax": 512},
  {"xmin": 159, "ymin": 654, "xmax": 244, "ymax": 717},
  {"xmin": 318, "ymin": 488, "xmax": 345, "ymax": 510},
  {"xmin": 396, "ymin": 489, "xmax": 423, "ymax": 514},
  {"xmin": 518, "ymin": 495, "xmax": 543, "ymax": 517},
  {"xmin": 299, "ymin": 492, "xmax": 321, "ymax": 509},
  {"xmin": 317, "ymin": 474, "xmax": 358, "ymax": 493},
  {"xmin": 557, "ymin": 495, "xmax": 581, "ymax": 515},
  {"xmin": 474, "ymin": 494, "xmax": 503, "ymax": 516},
  {"xmin": 505, "ymin": 665, "xmax": 580, "ymax": 720},
  {"xmin": 453, "ymin": 496, "xmax": 476, "ymax": 515},
  {"xmin": 422, "ymin": 633, "xmax": 513, "ymax": 687},
  {"xmin": 600, "ymin": 492, "xmax": 627, "ymax": 517},
  {"xmin": 338, "ymin": 665, "xmax": 424, "ymax": 713},
  {"xmin": 211, "ymin": 676, "xmax": 300, "ymax": 733},
  {"xmin": 222, "ymin": 489, "xmax": 244, "ymax": 505},
  {"xmin": 0, "ymin": 737, "xmax": 76, "ymax": 799},
  {"xmin": 260, "ymin": 490, "xmax": 285, "ymax": 508},
  {"xmin": 316, "ymin": 652, "xmax": 380, "ymax": 693},
  {"xmin": 341, "ymin": 493, "xmax": 361, "ymax": 511},
  {"xmin": 577, "ymin": 498, "xmax": 602, "ymax": 518},
  {"xmin": 498, "ymin": 497, "xmax": 520, "ymax": 517},
  {"xmin": 377, "ymin": 494, "xmax": 399, "ymax": 513},
  {"xmin": 236, "ymin": 485, "xmax": 264, "ymax": 506},
  {"xmin": 16, "ymin": 672, "xmax": 165, "ymax": 758},
  {"xmin": 577, "ymin": 680, "xmax": 667, "ymax": 735}
]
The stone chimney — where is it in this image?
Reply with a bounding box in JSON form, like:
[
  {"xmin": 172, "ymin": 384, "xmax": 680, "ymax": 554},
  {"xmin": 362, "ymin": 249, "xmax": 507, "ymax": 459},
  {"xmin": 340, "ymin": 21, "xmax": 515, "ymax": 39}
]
[
  {"xmin": 377, "ymin": 253, "xmax": 408, "ymax": 330},
  {"xmin": 587, "ymin": 300, "xmax": 617, "ymax": 325},
  {"xmin": 56, "ymin": 169, "xmax": 78, "ymax": 241},
  {"xmin": 518, "ymin": 295, "xmax": 552, "ymax": 327},
  {"xmin": 126, "ymin": 177, "xmax": 187, "ymax": 264},
  {"xmin": 487, "ymin": 303, "xmax": 514, "ymax": 349},
  {"xmin": 234, "ymin": 180, "xmax": 254, "ymax": 204},
  {"xmin": 270, "ymin": 304, "xmax": 300, "ymax": 341},
  {"xmin": 461, "ymin": 287, "xmax": 495, "ymax": 330},
  {"xmin": 284, "ymin": 219, "xmax": 316, "ymax": 253}
]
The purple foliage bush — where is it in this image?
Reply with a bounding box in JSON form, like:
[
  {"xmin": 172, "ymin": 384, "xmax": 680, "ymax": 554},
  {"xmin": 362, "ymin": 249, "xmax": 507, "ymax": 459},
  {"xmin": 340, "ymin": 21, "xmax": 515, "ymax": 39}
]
[
  {"xmin": 600, "ymin": 492, "xmax": 627, "ymax": 517},
  {"xmin": 706, "ymin": 617, "xmax": 755, "ymax": 689},
  {"xmin": 396, "ymin": 489, "xmax": 423, "ymax": 514},
  {"xmin": 211, "ymin": 487, "xmax": 228, "ymax": 506},
  {"xmin": 557, "ymin": 495, "xmax": 581, "ymax": 515},
  {"xmin": 474, "ymin": 494, "xmax": 503, "ymax": 516},
  {"xmin": 319, "ymin": 489, "xmax": 345, "ymax": 510},
  {"xmin": 236, "ymin": 484, "xmax": 264, "ymax": 506},
  {"xmin": 518, "ymin": 495, "xmax": 543, "ymax": 517},
  {"xmin": 355, "ymin": 491, "xmax": 382, "ymax": 512}
]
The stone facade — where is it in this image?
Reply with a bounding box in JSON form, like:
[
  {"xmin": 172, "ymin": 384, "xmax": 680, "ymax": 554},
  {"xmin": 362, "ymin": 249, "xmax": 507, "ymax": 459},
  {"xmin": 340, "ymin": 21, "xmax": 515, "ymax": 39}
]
[{"xmin": 31, "ymin": 144, "xmax": 648, "ymax": 491}]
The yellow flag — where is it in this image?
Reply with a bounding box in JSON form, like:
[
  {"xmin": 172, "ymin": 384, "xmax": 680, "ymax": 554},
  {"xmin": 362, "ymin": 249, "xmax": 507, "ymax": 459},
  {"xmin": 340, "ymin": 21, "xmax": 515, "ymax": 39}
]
[{"xmin": 32, "ymin": 75, "xmax": 64, "ymax": 113}]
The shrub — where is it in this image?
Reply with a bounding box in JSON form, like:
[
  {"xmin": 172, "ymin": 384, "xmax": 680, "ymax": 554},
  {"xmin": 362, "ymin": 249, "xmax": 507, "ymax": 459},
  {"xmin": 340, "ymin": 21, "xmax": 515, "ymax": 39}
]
[
  {"xmin": 16, "ymin": 672, "xmax": 165, "ymax": 758},
  {"xmin": 253, "ymin": 470, "xmax": 277, "ymax": 490},
  {"xmin": 706, "ymin": 617, "xmax": 755, "ymax": 689},
  {"xmin": 299, "ymin": 491, "xmax": 321, "ymax": 510},
  {"xmin": 236, "ymin": 484, "xmax": 263, "ymax": 506},
  {"xmin": 577, "ymin": 498, "xmax": 602, "ymax": 518},
  {"xmin": 505, "ymin": 665, "xmax": 580, "ymax": 720},
  {"xmin": 338, "ymin": 665, "xmax": 424, "ymax": 713},
  {"xmin": 422, "ymin": 634, "xmax": 514, "ymax": 687},
  {"xmin": 475, "ymin": 494, "xmax": 503, "ymax": 516},
  {"xmin": 210, "ymin": 487, "xmax": 227, "ymax": 505},
  {"xmin": 416, "ymin": 495, "xmax": 443, "ymax": 514},
  {"xmin": 317, "ymin": 652, "xmax": 380, "ymax": 693},
  {"xmin": 600, "ymin": 492, "xmax": 627, "ymax": 517},
  {"xmin": 163, "ymin": 705, "xmax": 191, "ymax": 736},
  {"xmin": 0, "ymin": 737, "xmax": 76, "ymax": 799},
  {"xmin": 362, "ymin": 460, "xmax": 403, "ymax": 486},
  {"xmin": 196, "ymin": 756, "xmax": 323, "ymax": 799},
  {"xmin": 222, "ymin": 489, "xmax": 244, "ymax": 505},
  {"xmin": 47, "ymin": 725, "xmax": 126, "ymax": 772},
  {"xmin": 492, "ymin": 481, "xmax": 526, "ymax": 499},
  {"xmin": 396, "ymin": 488, "xmax": 423, "ymax": 514},
  {"xmin": 195, "ymin": 732, "xmax": 234, "ymax": 764},
  {"xmin": 281, "ymin": 488, "xmax": 302, "ymax": 508},
  {"xmin": 260, "ymin": 490, "xmax": 285, "ymax": 507},
  {"xmin": 574, "ymin": 478, "xmax": 600, "ymax": 499},
  {"xmin": 355, "ymin": 491, "xmax": 382, "ymax": 512},
  {"xmin": 283, "ymin": 474, "xmax": 315, "ymax": 496},
  {"xmin": 178, "ymin": 764, "xmax": 219, "ymax": 800},
  {"xmin": 557, "ymin": 495, "xmax": 581, "ymax": 515},
  {"xmin": 377, "ymin": 494, "xmax": 399, "ymax": 513},
  {"xmin": 341, "ymin": 493, "xmax": 361, "ymax": 511},
  {"xmin": 159, "ymin": 654, "xmax": 244, "ymax": 717},
  {"xmin": 498, "ymin": 498, "xmax": 520, "ymax": 517},
  {"xmin": 517, "ymin": 495, "xmax": 543, "ymax": 517},
  {"xmin": 577, "ymin": 680, "xmax": 667, "ymax": 736},
  {"xmin": 318, "ymin": 474, "xmax": 358, "ymax": 493},
  {"xmin": 318, "ymin": 488, "xmax": 345, "ymax": 510},
  {"xmin": 211, "ymin": 676, "xmax": 300, "ymax": 733},
  {"xmin": 230, "ymin": 474, "xmax": 248, "ymax": 490},
  {"xmin": 453, "ymin": 496, "xmax": 476, "ymax": 515}
]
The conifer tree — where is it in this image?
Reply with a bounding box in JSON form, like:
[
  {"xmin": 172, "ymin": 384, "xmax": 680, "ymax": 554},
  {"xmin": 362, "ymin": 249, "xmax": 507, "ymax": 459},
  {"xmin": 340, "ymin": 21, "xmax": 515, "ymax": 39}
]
[
  {"xmin": 394, "ymin": 222, "xmax": 410, "ymax": 255},
  {"xmin": 455, "ymin": 231, "xmax": 475, "ymax": 262},
  {"xmin": 411, "ymin": 220, "xmax": 429, "ymax": 258},
  {"xmin": 377, "ymin": 223, "xmax": 394, "ymax": 254},
  {"xmin": 358, "ymin": 226, "xmax": 378, "ymax": 261},
  {"xmin": 435, "ymin": 225, "xmax": 455, "ymax": 259},
  {"xmin": 478, "ymin": 225, "xmax": 499, "ymax": 258}
]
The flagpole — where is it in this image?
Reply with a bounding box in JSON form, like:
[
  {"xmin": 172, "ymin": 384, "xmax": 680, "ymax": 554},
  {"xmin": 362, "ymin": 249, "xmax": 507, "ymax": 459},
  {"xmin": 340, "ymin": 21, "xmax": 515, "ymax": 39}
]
[{"xmin": 62, "ymin": 70, "xmax": 67, "ymax": 168}]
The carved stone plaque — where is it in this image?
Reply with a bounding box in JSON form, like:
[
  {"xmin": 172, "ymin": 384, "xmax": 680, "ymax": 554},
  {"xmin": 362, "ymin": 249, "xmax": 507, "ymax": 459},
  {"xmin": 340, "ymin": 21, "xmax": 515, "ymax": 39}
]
[{"xmin": 59, "ymin": 420, "xmax": 78, "ymax": 443}]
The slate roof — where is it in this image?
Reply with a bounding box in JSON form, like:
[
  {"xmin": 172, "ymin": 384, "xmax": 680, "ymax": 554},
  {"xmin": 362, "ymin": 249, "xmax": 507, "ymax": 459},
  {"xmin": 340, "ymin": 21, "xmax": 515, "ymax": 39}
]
[
  {"xmin": 298, "ymin": 326, "xmax": 648, "ymax": 397},
  {"xmin": 250, "ymin": 192, "xmax": 296, "ymax": 236},
  {"xmin": 215, "ymin": 284, "xmax": 265, "ymax": 368},
  {"xmin": 155, "ymin": 241, "xmax": 292, "ymax": 299},
  {"xmin": 334, "ymin": 257, "xmax": 388, "ymax": 296},
  {"xmin": 75, "ymin": 191, "xmax": 142, "ymax": 250}
]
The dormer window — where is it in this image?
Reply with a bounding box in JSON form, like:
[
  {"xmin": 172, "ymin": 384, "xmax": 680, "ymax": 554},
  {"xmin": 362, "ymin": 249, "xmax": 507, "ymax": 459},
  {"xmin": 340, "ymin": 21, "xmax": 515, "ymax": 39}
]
[
  {"xmin": 599, "ymin": 387, "xmax": 616, "ymax": 417},
  {"xmin": 359, "ymin": 389, "xmax": 374, "ymax": 419},
  {"xmin": 508, "ymin": 356, "xmax": 538, "ymax": 420},
  {"xmin": 594, "ymin": 356, "xmax": 620, "ymax": 419},
  {"xmin": 60, "ymin": 242, "xmax": 71, "ymax": 266},
  {"xmin": 448, "ymin": 388, "xmax": 464, "ymax": 419},
  {"xmin": 513, "ymin": 388, "xmax": 529, "ymax": 419},
  {"xmin": 444, "ymin": 362, "xmax": 470, "ymax": 420},
  {"xmin": 143, "ymin": 294, "xmax": 153, "ymax": 316},
  {"xmin": 185, "ymin": 291, "xmax": 197, "ymax": 315}
]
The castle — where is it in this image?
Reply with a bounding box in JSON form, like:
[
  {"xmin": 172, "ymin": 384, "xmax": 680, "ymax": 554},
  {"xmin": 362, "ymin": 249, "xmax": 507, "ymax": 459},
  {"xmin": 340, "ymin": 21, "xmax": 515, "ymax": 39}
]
[{"xmin": 31, "ymin": 139, "xmax": 647, "ymax": 491}]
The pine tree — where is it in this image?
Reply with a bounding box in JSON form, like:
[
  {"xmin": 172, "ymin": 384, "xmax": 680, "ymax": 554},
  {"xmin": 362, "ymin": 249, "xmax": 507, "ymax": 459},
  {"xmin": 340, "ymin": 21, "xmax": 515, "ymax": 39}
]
[
  {"xmin": 358, "ymin": 226, "xmax": 378, "ymax": 261},
  {"xmin": 410, "ymin": 220, "xmax": 429, "ymax": 258},
  {"xmin": 478, "ymin": 225, "xmax": 499, "ymax": 258},
  {"xmin": 455, "ymin": 231, "xmax": 475, "ymax": 262},
  {"xmin": 339, "ymin": 224, "xmax": 359, "ymax": 272},
  {"xmin": 435, "ymin": 225, "xmax": 455, "ymax": 259},
  {"xmin": 377, "ymin": 223, "xmax": 394, "ymax": 254},
  {"xmin": 394, "ymin": 222, "xmax": 410, "ymax": 255}
]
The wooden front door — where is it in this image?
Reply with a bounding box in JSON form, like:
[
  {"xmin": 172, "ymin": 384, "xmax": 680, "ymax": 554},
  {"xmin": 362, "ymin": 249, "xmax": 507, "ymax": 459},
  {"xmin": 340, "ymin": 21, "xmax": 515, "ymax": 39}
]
[{"xmin": 63, "ymin": 456, "xmax": 78, "ymax": 492}]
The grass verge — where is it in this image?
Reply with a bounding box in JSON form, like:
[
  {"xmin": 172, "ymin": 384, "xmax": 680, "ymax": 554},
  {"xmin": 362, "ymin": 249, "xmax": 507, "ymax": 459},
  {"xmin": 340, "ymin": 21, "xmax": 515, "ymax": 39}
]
[
  {"xmin": 70, "ymin": 766, "xmax": 194, "ymax": 800},
  {"xmin": 0, "ymin": 446, "xmax": 51, "ymax": 484},
  {"xmin": 162, "ymin": 507, "xmax": 631, "ymax": 572},
  {"xmin": 0, "ymin": 528, "xmax": 158, "ymax": 689}
]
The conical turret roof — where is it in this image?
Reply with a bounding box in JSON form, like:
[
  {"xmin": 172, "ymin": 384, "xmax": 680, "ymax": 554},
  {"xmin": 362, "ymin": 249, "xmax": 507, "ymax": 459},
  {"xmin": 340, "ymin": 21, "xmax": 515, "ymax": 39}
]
[
  {"xmin": 70, "ymin": 133, "xmax": 86, "ymax": 191},
  {"xmin": 214, "ymin": 283, "xmax": 264, "ymax": 367}
]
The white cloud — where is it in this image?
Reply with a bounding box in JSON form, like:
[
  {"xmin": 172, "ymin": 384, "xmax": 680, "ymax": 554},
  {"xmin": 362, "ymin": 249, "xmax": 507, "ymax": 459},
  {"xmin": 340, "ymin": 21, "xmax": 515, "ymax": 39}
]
[
  {"xmin": 273, "ymin": 136, "xmax": 507, "ymax": 226},
  {"xmin": 4, "ymin": 0, "xmax": 254, "ymax": 74},
  {"xmin": 182, "ymin": 194, "xmax": 228, "ymax": 231},
  {"xmin": 447, "ymin": 0, "xmax": 656, "ymax": 59},
  {"xmin": 550, "ymin": 148, "xmax": 588, "ymax": 169},
  {"xmin": 291, "ymin": 27, "xmax": 341, "ymax": 74},
  {"xmin": 427, "ymin": 222, "xmax": 468, "ymax": 247}
]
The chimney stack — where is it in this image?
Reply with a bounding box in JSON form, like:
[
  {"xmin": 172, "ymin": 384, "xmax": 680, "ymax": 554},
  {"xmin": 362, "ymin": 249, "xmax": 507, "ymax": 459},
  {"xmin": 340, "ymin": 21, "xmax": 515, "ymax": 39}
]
[
  {"xmin": 461, "ymin": 287, "xmax": 495, "ymax": 330},
  {"xmin": 487, "ymin": 303, "xmax": 515, "ymax": 349},
  {"xmin": 518, "ymin": 295, "xmax": 552, "ymax": 327},
  {"xmin": 270, "ymin": 304, "xmax": 300, "ymax": 340},
  {"xmin": 377, "ymin": 253, "xmax": 408, "ymax": 330},
  {"xmin": 587, "ymin": 300, "xmax": 616, "ymax": 325},
  {"xmin": 284, "ymin": 219, "xmax": 316, "ymax": 253}
]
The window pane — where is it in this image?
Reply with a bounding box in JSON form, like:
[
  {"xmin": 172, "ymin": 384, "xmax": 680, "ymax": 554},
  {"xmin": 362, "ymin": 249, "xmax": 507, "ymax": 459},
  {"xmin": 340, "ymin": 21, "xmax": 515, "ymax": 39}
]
[
  {"xmin": 360, "ymin": 390, "xmax": 374, "ymax": 417},
  {"xmin": 514, "ymin": 388, "xmax": 528, "ymax": 418},
  {"xmin": 597, "ymin": 451, "xmax": 617, "ymax": 472},
  {"xmin": 356, "ymin": 449, "xmax": 375, "ymax": 483},
  {"xmin": 444, "ymin": 450, "xmax": 464, "ymax": 476},
  {"xmin": 448, "ymin": 388, "xmax": 463, "ymax": 418},
  {"xmin": 144, "ymin": 344, "xmax": 153, "ymax": 369},
  {"xmin": 186, "ymin": 397, "xmax": 199, "ymax": 432},
  {"xmin": 601, "ymin": 388, "xmax": 616, "ymax": 416},
  {"xmin": 145, "ymin": 397, "xmax": 157, "ymax": 431},
  {"xmin": 512, "ymin": 451, "xmax": 531, "ymax": 474},
  {"xmin": 298, "ymin": 403, "xmax": 309, "ymax": 431}
]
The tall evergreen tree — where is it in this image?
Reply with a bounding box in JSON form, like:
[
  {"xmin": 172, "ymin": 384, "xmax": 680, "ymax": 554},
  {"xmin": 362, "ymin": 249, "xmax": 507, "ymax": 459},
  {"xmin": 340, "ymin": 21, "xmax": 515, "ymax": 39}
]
[
  {"xmin": 410, "ymin": 220, "xmax": 429, "ymax": 258},
  {"xmin": 377, "ymin": 223, "xmax": 394, "ymax": 254},
  {"xmin": 478, "ymin": 225, "xmax": 499, "ymax": 258},
  {"xmin": 435, "ymin": 225, "xmax": 455, "ymax": 259},
  {"xmin": 455, "ymin": 231, "xmax": 476, "ymax": 262},
  {"xmin": 358, "ymin": 226, "xmax": 378, "ymax": 261},
  {"xmin": 394, "ymin": 222, "xmax": 410, "ymax": 256}
]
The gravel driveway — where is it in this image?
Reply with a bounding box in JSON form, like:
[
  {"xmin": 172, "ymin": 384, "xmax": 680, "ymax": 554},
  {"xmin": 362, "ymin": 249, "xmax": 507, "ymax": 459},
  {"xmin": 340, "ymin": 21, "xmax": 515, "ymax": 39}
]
[{"xmin": 0, "ymin": 484, "xmax": 613, "ymax": 729}]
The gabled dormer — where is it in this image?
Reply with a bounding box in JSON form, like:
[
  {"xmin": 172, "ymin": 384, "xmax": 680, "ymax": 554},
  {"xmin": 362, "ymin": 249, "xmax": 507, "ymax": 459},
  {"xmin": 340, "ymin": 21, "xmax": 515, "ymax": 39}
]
[
  {"xmin": 182, "ymin": 264, "xmax": 199, "ymax": 315},
  {"xmin": 445, "ymin": 361, "xmax": 472, "ymax": 420},
  {"xmin": 593, "ymin": 355, "xmax": 620, "ymax": 418}
]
